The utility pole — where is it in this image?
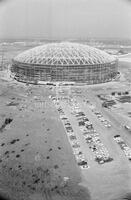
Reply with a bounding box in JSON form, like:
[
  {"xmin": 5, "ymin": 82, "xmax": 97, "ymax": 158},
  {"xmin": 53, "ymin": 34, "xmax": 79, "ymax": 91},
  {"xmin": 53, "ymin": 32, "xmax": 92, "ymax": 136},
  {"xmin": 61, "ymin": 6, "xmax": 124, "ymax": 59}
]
[{"xmin": 0, "ymin": 45, "xmax": 4, "ymax": 71}]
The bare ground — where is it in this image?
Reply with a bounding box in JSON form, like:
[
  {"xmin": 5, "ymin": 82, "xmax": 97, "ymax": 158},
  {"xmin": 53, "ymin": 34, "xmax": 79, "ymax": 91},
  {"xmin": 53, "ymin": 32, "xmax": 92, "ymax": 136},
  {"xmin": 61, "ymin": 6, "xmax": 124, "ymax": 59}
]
[{"xmin": 0, "ymin": 80, "xmax": 91, "ymax": 200}]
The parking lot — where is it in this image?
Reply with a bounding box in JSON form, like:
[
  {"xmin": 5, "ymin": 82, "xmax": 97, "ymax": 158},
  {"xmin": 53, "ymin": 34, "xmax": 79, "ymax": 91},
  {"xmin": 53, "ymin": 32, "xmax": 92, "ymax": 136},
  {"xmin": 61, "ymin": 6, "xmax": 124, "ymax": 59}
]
[
  {"xmin": 50, "ymin": 84, "xmax": 131, "ymax": 200},
  {"xmin": 52, "ymin": 96, "xmax": 89, "ymax": 169},
  {"xmin": 52, "ymin": 87, "xmax": 131, "ymax": 165},
  {"xmin": 67, "ymin": 97, "xmax": 113, "ymax": 165},
  {"xmin": 52, "ymin": 94, "xmax": 131, "ymax": 167}
]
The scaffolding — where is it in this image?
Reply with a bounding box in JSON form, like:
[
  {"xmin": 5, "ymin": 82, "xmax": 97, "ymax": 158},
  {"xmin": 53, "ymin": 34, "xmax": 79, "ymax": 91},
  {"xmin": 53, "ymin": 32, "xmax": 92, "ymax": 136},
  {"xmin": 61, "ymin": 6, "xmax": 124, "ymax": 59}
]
[{"xmin": 11, "ymin": 60, "xmax": 118, "ymax": 84}]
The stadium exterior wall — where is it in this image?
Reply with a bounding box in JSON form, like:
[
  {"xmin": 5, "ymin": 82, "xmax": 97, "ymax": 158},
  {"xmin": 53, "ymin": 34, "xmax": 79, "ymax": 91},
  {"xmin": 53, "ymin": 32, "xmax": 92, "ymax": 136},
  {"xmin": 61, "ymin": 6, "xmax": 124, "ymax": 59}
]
[{"xmin": 11, "ymin": 59, "xmax": 118, "ymax": 84}]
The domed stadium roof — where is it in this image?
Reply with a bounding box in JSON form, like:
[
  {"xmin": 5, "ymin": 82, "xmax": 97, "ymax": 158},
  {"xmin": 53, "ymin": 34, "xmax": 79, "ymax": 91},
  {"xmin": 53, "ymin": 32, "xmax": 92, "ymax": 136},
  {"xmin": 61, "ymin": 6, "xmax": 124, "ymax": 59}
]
[{"xmin": 14, "ymin": 42, "xmax": 117, "ymax": 66}]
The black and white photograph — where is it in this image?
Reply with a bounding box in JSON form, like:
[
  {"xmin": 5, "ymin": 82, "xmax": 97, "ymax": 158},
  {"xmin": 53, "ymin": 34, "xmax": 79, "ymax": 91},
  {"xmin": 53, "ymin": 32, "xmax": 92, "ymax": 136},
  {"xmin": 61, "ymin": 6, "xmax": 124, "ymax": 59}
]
[{"xmin": 0, "ymin": 0, "xmax": 131, "ymax": 200}]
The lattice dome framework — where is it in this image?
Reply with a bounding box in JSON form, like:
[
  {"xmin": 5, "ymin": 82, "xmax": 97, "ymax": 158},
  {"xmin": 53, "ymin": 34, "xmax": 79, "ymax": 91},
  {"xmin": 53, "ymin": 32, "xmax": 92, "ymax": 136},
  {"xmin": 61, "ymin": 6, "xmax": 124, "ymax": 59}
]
[{"xmin": 11, "ymin": 42, "xmax": 118, "ymax": 84}]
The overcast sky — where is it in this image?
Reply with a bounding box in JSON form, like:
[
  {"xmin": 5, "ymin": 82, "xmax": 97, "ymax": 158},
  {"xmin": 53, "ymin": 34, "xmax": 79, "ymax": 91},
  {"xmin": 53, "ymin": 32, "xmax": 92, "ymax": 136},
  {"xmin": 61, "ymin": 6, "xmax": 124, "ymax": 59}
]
[{"xmin": 0, "ymin": 0, "xmax": 131, "ymax": 40}]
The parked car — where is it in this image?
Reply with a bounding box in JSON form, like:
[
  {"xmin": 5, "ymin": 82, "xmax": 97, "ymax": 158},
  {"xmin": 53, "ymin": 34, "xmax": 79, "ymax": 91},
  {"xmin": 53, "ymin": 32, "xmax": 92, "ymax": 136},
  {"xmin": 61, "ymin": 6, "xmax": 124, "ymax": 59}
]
[{"xmin": 124, "ymin": 125, "xmax": 131, "ymax": 132}]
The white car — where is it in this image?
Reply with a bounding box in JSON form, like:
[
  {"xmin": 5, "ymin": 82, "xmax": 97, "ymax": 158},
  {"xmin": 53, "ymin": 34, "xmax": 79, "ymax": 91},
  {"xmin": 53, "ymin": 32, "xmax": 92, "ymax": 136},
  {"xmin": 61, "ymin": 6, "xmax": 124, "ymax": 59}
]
[
  {"xmin": 73, "ymin": 148, "xmax": 81, "ymax": 154},
  {"xmin": 124, "ymin": 125, "xmax": 131, "ymax": 132},
  {"xmin": 80, "ymin": 164, "xmax": 89, "ymax": 169}
]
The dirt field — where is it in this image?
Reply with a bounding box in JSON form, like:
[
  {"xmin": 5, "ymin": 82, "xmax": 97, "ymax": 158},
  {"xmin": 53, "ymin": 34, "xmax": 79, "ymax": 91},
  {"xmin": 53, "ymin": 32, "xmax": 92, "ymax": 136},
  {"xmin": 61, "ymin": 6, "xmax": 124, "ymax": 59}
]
[{"xmin": 0, "ymin": 80, "xmax": 91, "ymax": 200}]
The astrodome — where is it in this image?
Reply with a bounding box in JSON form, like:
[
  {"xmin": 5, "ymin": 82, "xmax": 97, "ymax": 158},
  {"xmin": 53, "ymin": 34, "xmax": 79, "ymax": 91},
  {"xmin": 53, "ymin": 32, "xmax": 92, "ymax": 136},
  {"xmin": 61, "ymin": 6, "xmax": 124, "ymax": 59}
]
[{"xmin": 11, "ymin": 42, "xmax": 118, "ymax": 84}]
